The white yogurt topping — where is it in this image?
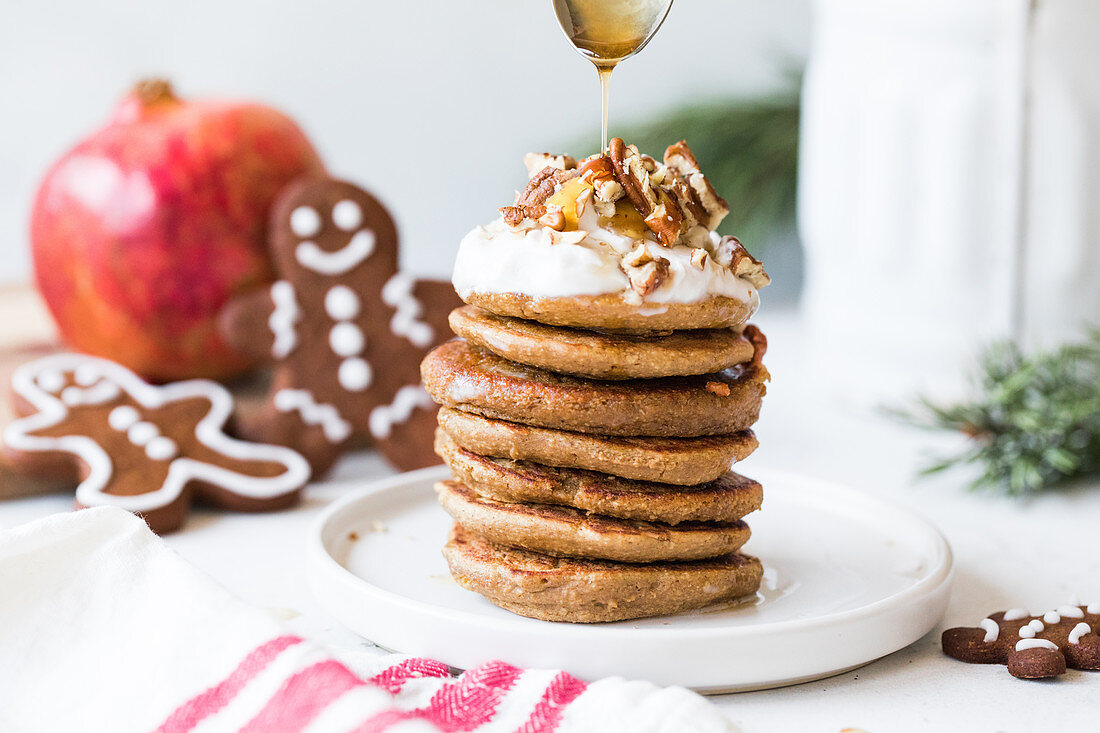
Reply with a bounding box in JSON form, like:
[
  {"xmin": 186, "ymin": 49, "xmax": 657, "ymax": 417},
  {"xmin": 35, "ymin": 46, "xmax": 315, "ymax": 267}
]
[{"xmin": 452, "ymin": 206, "xmax": 760, "ymax": 307}]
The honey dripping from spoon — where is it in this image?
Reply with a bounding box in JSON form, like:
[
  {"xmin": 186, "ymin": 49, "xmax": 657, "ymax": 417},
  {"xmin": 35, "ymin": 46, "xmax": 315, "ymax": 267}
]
[{"xmin": 552, "ymin": 0, "xmax": 674, "ymax": 153}]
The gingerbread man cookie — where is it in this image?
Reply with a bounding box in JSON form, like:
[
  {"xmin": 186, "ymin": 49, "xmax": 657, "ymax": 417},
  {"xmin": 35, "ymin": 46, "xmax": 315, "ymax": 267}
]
[
  {"xmin": 219, "ymin": 176, "xmax": 461, "ymax": 475},
  {"xmin": 3, "ymin": 354, "xmax": 310, "ymax": 533},
  {"xmin": 942, "ymin": 604, "xmax": 1100, "ymax": 679}
]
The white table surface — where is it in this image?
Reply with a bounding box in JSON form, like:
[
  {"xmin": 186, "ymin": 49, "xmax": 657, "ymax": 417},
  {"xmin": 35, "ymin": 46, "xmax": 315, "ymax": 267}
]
[{"xmin": 2, "ymin": 310, "xmax": 1096, "ymax": 732}]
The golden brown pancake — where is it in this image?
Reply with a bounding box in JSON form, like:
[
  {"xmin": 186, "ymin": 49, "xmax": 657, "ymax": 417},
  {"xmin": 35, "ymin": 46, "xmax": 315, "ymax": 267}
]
[
  {"xmin": 437, "ymin": 480, "xmax": 749, "ymax": 563},
  {"xmin": 421, "ymin": 339, "xmax": 767, "ymax": 438},
  {"xmin": 448, "ymin": 306, "xmax": 757, "ymax": 380},
  {"xmin": 437, "ymin": 407, "xmax": 757, "ymax": 485},
  {"xmin": 443, "ymin": 524, "xmax": 764, "ymax": 623},
  {"xmin": 462, "ymin": 290, "xmax": 757, "ymax": 333},
  {"xmin": 436, "ymin": 430, "xmax": 762, "ymax": 524}
]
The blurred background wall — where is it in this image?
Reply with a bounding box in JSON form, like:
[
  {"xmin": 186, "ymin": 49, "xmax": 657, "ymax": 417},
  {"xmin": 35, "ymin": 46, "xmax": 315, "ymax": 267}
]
[{"xmin": 0, "ymin": 0, "xmax": 809, "ymax": 285}]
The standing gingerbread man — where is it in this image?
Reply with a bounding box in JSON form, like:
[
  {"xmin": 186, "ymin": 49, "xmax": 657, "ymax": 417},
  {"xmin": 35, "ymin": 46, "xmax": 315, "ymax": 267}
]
[{"xmin": 220, "ymin": 176, "xmax": 461, "ymax": 475}]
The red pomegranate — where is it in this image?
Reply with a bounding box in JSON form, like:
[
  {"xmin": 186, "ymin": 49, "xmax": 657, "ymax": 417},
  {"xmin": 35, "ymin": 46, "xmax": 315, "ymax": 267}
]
[{"xmin": 31, "ymin": 79, "xmax": 324, "ymax": 381}]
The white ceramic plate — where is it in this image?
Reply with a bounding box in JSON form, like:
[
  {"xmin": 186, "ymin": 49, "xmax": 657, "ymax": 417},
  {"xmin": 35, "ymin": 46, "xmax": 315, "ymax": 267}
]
[{"xmin": 307, "ymin": 465, "xmax": 952, "ymax": 692}]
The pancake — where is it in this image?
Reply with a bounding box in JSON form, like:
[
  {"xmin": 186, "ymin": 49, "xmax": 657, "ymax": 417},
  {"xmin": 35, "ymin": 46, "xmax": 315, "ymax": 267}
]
[
  {"xmin": 435, "ymin": 430, "xmax": 762, "ymax": 524},
  {"xmin": 421, "ymin": 339, "xmax": 767, "ymax": 438},
  {"xmin": 437, "ymin": 480, "xmax": 749, "ymax": 563},
  {"xmin": 461, "ymin": 290, "xmax": 758, "ymax": 334},
  {"xmin": 443, "ymin": 524, "xmax": 764, "ymax": 623},
  {"xmin": 437, "ymin": 407, "xmax": 757, "ymax": 486},
  {"xmin": 448, "ymin": 306, "xmax": 759, "ymax": 380}
]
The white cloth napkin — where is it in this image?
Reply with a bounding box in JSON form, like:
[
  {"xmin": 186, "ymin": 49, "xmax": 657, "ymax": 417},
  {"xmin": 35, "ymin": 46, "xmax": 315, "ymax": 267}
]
[{"xmin": 0, "ymin": 508, "xmax": 735, "ymax": 733}]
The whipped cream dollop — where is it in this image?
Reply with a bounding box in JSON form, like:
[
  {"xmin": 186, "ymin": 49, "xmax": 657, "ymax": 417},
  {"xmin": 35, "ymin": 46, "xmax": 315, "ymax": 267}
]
[{"xmin": 453, "ymin": 203, "xmax": 759, "ymax": 306}]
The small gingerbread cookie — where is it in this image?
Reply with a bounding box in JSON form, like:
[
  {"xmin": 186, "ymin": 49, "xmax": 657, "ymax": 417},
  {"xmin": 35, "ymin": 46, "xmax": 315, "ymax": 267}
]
[
  {"xmin": 3, "ymin": 354, "xmax": 310, "ymax": 533},
  {"xmin": 219, "ymin": 176, "xmax": 462, "ymax": 475},
  {"xmin": 448, "ymin": 305, "xmax": 758, "ymax": 380},
  {"xmin": 942, "ymin": 604, "xmax": 1100, "ymax": 679}
]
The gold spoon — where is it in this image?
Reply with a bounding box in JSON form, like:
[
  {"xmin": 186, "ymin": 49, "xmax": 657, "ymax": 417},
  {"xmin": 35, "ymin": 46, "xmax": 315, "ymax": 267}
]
[{"xmin": 552, "ymin": 0, "xmax": 675, "ymax": 152}]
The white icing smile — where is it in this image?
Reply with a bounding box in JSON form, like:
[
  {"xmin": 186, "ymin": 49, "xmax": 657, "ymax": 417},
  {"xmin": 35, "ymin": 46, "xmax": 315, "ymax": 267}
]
[{"xmin": 296, "ymin": 229, "xmax": 376, "ymax": 275}]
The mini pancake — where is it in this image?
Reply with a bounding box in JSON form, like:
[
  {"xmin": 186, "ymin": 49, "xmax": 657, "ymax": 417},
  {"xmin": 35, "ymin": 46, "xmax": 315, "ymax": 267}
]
[
  {"xmin": 437, "ymin": 480, "xmax": 749, "ymax": 563},
  {"xmin": 437, "ymin": 407, "xmax": 757, "ymax": 485},
  {"xmin": 421, "ymin": 340, "xmax": 767, "ymax": 438},
  {"xmin": 448, "ymin": 306, "xmax": 759, "ymax": 379},
  {"xmin": 435, "ymin": 430, "xmax": 762, "ymax": 524},
  {"xmin": 443, "ymin": 524, "xmax": 764, "ymax": 623},
  {"xmin": 461, "ymin": 290, "xmax": 758, "ymax": 334}
]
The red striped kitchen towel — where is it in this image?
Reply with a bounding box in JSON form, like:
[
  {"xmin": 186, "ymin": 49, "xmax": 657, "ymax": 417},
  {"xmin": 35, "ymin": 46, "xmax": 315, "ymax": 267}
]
[{"xmin": 0, "ymin": 508, "xmax": 733, "ymax": 733}]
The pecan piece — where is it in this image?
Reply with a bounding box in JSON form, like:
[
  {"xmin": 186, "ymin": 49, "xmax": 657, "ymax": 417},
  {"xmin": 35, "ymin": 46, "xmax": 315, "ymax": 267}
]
[
  {"xmin": 625, "ymin": 257, "xmax": 670, "ymax": 297},
  {"xmin": 517, "ymin": 166, "xmax": 577, "ymax": 210},
  {"xmin": 609, "ymin": 139, "xmax": 682, "ymax": 246},
  {"xmin": 608, "ymin": 138, "xmax": 653, "ymax": 216},
  {"xmin": 499, "ymin": 204, "xmax": 545, "ymax": 227},
  {"xmin": 538, "ymin": 205, "xmax": 566, "ymax": 231},
  {"xmin": 714, "ymin": 235, "xmax": 770, "ymax": 288},
  {"xmin": 665, "ymin": 140, "xmax": 730, "ymax": 229},
  {"xmin": 524, "ymin": 152, "xmax": 577, "ymax": 178},
  {"xmin": 622, "ymin": 243, "xmax": 670, "ymax": 296}
]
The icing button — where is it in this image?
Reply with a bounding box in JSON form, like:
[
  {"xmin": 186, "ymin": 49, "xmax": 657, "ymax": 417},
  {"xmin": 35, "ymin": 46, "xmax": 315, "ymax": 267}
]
[
  {"xmin": 74, "ymin": 364, "xmax": 100, "ymax": 386},
  {"xmin": 128, "ymin": 422, "xmax": 159, "ymax": 447},
  {"xmin": 330, "ymin": 322, "xmax": 365, "ymax": 357},
  {"xmin": 325, "ymin": 285, "xmax": 360, "ymax": 320},
  {"xmin": 144, "ymin": 436, "xmax": 178, "ymax": 462},
  {"xmin": 108, "ymin": 406, "xmax": 140, "ymax": 431},
  {"xmin": 36, "ymin": 369, "xmax": 66, "ymax": 394},
  {"xmin": 338, "ymin": 358, "xmax": 372, "ymax": 392}
]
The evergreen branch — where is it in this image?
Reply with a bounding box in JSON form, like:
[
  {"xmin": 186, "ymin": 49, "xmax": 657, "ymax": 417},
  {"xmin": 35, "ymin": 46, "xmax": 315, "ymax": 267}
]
[{"xmin": 893, "ymin": 330, "xmax": 1100, "ymax": 496}]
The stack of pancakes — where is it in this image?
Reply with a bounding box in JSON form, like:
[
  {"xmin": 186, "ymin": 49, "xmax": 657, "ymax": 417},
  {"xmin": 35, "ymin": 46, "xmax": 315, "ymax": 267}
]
[{"xmin": 420, "ymin": 305, "xmax": 769, "ymax": 623}]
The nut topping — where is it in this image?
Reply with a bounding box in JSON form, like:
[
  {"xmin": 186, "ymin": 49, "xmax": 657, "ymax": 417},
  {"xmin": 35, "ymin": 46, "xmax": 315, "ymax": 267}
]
[
  {"xmin": 524, "ymin": 152, "xmax": 577, "ymax": 178},
  {"xmin": 499, "ymin": 204, "xmax": 544, "ymax": 227},
  {"xmin": 705, "ymin": 381, "xmax": 731, "ymax": 397},
  {"xmin": 714, "ymin": 235, "xmax": 770, "ymax": 288},
  {"xmin": 665, "ymin": 140, "xmax": 729, "ymax": 230},
  {"xmin": 548, "ymin": 229, "xmax": 587, "ymax": 247},
  {"xmin": 624, "ymin": 256, "xmax": 670, "ymax": 297},
  {"xmin": 538, "ymin": 205, "xmax": 566, "ymax": 231},
  {"xmin": 689, "ymin": 247, "xmax": 709, "ymax": 269}
]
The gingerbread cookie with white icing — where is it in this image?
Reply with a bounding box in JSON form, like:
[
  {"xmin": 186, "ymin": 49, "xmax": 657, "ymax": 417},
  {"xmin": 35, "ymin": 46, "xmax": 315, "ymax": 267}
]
[
  {"xmin": 219, "ymin": 176, "xmax": 462, "ymax": 475},
  {"xmin": 2, "ymin": 354, "xmax": 310, "ymax": 533},
  {"xmin": 942, "ymin": 604, "xmax": 1100, "ymax": 679}
]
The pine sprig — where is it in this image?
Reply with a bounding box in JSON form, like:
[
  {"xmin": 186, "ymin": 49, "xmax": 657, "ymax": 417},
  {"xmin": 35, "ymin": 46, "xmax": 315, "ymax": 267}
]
[
  {"xmin": 895, "ymin": 330, "xmax": 1100, "ymax": 496},
  {"xmin": 570, "ymin": 95, "xmax": 800, "ymax": 256}
]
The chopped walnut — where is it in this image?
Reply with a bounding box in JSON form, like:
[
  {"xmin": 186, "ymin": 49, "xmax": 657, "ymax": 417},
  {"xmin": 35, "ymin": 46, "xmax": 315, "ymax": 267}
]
[
  {"xmin": 714, "ymin": 235, "xmax": 771, "ymax": 288},
  {"xmin": 705, "ymin": 381, "xmax": 731, "ymax": 396}
]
